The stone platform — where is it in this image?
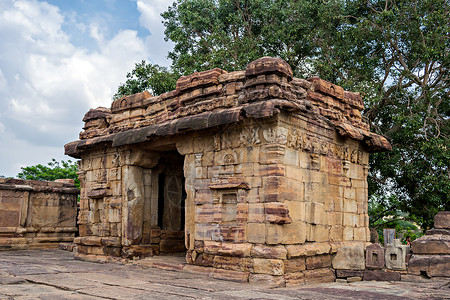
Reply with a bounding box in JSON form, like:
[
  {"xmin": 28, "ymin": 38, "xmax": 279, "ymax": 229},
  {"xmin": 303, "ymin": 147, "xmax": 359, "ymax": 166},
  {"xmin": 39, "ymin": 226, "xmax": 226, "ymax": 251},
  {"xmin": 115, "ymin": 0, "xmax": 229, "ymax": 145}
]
[{"xmin": 1, "ymin": 249, "xmax": 448, "ymax": 299}]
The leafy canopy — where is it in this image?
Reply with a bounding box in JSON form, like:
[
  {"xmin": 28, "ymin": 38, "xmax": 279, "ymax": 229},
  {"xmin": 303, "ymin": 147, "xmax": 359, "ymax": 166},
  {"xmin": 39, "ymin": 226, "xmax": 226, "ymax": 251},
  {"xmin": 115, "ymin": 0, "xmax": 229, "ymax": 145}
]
[{"xmin": 17, "ymin": 159, "xmax": 80, "ymax": 189}]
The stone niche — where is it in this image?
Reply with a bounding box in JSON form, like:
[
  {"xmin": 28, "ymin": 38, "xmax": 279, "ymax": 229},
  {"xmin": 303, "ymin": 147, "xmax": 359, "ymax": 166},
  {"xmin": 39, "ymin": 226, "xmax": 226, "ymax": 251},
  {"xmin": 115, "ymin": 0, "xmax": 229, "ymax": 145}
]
[
  {"xmin": 0, "ymin": 178, "xmax": 79, "ymax": 250},
  {"xmin": 65, "ymin": 57, "xmax": 391, "ymax": 285}
]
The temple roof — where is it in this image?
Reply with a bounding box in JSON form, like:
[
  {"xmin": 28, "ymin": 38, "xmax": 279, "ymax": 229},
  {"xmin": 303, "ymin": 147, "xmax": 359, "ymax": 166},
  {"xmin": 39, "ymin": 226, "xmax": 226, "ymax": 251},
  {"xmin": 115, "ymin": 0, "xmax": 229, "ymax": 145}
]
[{"xmin": 65, "ymin": 57, "xmax": 391, "ymax": 158}]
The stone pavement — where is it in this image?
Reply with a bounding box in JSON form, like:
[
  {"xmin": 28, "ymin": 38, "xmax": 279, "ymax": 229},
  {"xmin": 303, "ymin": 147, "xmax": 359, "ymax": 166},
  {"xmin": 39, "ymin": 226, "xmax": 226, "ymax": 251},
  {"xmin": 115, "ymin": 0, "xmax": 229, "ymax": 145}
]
[{"xmin": 0, "ymin": 250, "xmax": 448, "ymax": 299}]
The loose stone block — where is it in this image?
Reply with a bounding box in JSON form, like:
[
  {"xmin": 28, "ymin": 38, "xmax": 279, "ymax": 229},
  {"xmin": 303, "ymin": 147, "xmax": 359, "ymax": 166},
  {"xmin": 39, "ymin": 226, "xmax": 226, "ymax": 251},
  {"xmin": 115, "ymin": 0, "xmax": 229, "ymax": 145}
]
[
  {"xmin": 385, "ymin": 240, "xmax": 408, "ymax": 270},
  {"xmin": 365, "ymin": 243, "xmax": 385, "ymax": 269},
  {"xmin": 332, "ymin": 244, "xmax": 365, "ymax": 270}
]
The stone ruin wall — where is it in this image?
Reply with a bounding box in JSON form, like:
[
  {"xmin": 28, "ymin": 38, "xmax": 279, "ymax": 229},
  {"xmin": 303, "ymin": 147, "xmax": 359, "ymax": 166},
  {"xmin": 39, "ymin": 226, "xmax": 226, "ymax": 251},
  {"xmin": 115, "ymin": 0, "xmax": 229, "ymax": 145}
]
[
  {"xmin": 66, "ymin": 57, "xmax": 392, "ymax": 284},
  {"xmin": 0, "ymin": 178, "xmax": 78, "ymax": 250}
]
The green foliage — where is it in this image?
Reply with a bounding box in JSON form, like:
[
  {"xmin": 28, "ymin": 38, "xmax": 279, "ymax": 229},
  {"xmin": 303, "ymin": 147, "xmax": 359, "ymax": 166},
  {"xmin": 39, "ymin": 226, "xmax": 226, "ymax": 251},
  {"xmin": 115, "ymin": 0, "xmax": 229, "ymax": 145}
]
[
  {"xmin": 162, "ymin": 0, "xmax": 338, "ymax": 75},
  {"xmin": 114, "ymin": 60, "xmax": 179, "ymax": 99},
  {"xmin": 369, "ymin": 194, "xmax": 422, "ymax": 243},
  {"xmin": 17, "ymin": 159, "xmax": 80, "ymax": 189}
]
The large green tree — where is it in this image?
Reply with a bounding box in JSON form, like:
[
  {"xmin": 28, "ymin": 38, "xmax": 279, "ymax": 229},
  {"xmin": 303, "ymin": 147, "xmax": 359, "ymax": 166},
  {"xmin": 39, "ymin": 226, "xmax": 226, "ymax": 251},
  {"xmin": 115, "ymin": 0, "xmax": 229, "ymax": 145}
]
[
  {"xmin": 115, "ymin": 0, "xmax": 449, "ymax": 229},
  {"xmin": 17, "ymin": 159, "xmax": 80, "ymax": 189}
]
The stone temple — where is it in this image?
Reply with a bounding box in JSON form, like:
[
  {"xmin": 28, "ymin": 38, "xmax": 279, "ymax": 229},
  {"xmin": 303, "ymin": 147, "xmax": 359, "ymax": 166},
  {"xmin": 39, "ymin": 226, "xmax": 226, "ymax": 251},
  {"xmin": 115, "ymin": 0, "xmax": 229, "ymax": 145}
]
[{"xmin": 65, "ymin": 57, "xmax": 391, "ymax": 284}]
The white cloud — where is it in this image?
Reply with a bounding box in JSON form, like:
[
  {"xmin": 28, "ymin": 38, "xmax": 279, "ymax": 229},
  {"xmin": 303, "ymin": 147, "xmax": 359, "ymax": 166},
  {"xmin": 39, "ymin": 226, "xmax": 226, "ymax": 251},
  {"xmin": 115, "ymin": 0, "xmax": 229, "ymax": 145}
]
[
  {"xmin": 135, "ymin": 0, "xmax": 174, "ymax": 66},
  {"xmin": 0, "ymin": 0, "xmax": 171, "ymax": 177}
]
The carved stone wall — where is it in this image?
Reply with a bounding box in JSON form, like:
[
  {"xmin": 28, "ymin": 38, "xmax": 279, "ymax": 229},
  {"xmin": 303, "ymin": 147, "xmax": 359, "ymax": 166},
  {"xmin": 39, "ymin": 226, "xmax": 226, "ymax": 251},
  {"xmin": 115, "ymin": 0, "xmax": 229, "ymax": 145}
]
[
  {"xmin": 66, "ymin": 57, "xmax": 391, "ymax": 284},
  {"xmin": 0, "ymin": 178, "xmax": 78, "ymax": 250}
]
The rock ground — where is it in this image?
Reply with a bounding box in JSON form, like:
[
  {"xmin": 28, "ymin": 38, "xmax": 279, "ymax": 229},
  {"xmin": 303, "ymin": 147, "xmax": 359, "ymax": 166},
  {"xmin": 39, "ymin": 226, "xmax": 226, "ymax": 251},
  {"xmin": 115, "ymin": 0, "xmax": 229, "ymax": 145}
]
[{"xmin": 0, "ymin": 249, "xmax": 449, "ymax": 299}]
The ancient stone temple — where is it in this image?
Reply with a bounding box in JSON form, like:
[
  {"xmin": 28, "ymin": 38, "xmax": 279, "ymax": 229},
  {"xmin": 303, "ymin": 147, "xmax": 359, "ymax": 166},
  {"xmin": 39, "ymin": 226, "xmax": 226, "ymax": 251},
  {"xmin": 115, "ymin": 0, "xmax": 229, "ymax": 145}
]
[{"xmin": 65, "ymin": 57, "xmax": 391, "ymax": 284}]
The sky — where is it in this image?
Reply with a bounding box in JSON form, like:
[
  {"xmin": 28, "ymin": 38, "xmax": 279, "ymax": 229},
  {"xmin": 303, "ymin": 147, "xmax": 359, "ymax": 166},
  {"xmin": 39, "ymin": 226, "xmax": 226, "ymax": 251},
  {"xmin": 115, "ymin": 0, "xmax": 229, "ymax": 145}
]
[{"xmin": 0, "ymin": 0, "xmax": 175, "ymax": 177}]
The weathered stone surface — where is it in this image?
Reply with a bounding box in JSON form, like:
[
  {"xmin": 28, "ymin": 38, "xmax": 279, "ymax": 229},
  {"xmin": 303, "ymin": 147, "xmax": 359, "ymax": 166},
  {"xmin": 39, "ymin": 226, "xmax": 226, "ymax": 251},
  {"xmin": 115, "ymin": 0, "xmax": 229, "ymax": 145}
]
[
  {"xmin": 251, "ymin": 244, "xmax": 287, "ymax": 259},
  {"xmin": 365, "ymin": 243, "xmax": 385, "ymax": 269},
  {"xmin": 249, "ymin": 273, "xmax": 285, "ymax": 287},
  {"xmin": 332, "ymin": 244, "xmax": 365, "ymax": 270},
  {"xmin": 303, "ymin": 268, "xmax": 336, "ymax": 284},
  {"xmin": 426, "ymin": 228, "xmax": 450, "ymax": 235},
  {"xmin": 245, "ymin": 57, "xmax": 293, "ymax": 79},
  {"xmin": 336, "ymin": 270, "xmax": 364, "ymax": 278},
  {"xmin": 286, "ymin": 243, "xmax": 331, "ymax": 259},
  {"xmin": 408, "ymin": 255, "xmax": 450, "ymax": 277},
  {"xmin": 253, "ymin": 258, "xmax": 284, "ymax": 275},
  {"xmin": 63, "ymin": 56, "xmax": 391, "ymax": 278},
  {"xmin": 284, "ymin": 258, "xmax": 306, "ymax": 273},
  {"xmin": 0, "ymin": 178, "xmax": 78, "ymax": 250},
  {"xmin": 385, "ymin": 240, "xmax": 409, "ymax": 270},
  {"xmin": 305, "ymin": 254, "xmax": 331, "ymax": 270},
  {"xmin": 411, "ymin": 234, "xmax": 450, "ymax": 254},
  {"xmin": 434, "ymin": 211, "xmax": 450, "ymax": 229},
  {"xmin": 363, "ymin": 270, "xmax": 401, "ymax": 281}
]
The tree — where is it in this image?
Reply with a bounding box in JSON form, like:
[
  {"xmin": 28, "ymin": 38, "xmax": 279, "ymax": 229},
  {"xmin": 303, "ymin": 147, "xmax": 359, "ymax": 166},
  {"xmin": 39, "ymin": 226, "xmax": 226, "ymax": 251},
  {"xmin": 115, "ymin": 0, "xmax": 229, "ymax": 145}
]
[
  {"xmin": 315, "ymin": 0, "xmax": 450, "ymax": 230},
  {"xmin": 17, "ymin": 159, "xmax": 80, "ymax": 189},
  {"xmin": 162, "ymin": 0, "xmax": 336, "ymax": 76},
  {"xmin": 114, "ymin": 60, "xmax": 179, "ymax": 99}
]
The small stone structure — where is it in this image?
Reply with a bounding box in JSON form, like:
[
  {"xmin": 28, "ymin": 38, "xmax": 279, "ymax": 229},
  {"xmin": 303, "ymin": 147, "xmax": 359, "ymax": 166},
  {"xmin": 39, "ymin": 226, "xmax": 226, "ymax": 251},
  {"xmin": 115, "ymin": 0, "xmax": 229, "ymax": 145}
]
[
  {"xmin": 65, "ymin": 57, "xmax": 391, "ymax": 284},
  {"xmin": 408, "ymin": 211, "xmax": 450, "ymax": 278},
  {"xmin": 0, "ymin": 178, "xmax": 79, "ymax": 250}
]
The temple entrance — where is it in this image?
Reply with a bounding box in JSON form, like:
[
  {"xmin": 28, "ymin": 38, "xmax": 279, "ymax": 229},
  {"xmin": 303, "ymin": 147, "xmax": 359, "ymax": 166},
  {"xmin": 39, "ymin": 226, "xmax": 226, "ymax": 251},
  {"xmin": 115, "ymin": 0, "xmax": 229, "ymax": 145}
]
[{"xmin": 153, "ymin": 151, "xmax": 186, "ymax": 253}]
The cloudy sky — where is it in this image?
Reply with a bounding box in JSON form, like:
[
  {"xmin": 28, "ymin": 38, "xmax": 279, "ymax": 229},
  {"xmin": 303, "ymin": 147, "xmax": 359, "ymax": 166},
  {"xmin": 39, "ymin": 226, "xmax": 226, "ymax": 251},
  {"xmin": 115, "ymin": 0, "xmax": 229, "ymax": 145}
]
[{"xmin": 0, "ymin": 0, "xmax": 174, "ymax": 177}]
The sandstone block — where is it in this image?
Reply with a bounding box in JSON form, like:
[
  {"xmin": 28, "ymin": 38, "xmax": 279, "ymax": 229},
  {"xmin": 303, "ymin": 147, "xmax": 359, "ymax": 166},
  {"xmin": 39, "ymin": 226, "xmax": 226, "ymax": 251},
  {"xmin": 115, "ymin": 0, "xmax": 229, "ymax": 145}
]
[
  {"xmin": 385, "ymin": 242, "xmax": 408, "ymax": 270},
  {"xmin": 307, "ymin": 224, "xmax": 329, "ymax": 242},
  {"xmin": 253, "ymin": 258, "xmax": 284, "ymax": 275},
  {"xmin": 217, "ymin": 242, "xmax": 252, "ymax": 257},
  {"xmin": 282, "ymin": 221, "xmax": 306, "ymax": 244},
  {"xmin": 434, "ymin": 211, "xmax": 450, "ymax": 229},
  {"xmin": 266, "ymin": 224, "xmax": 284, "ymax": 244},
  {"xmin": 426, "ymin": 228, "xmax": 450, "ymax": 235},
  {"xmin": 247, "ymin": 223, "xmax": 265, "ymax": 244},
  {"xmin": 211, "ymin": 268, "xmax": 250, "ymax": 283},
  {"xmin": 347, "ymin": 276, "xmax": 362, "ymax": 282},
  {"xmin": 411, "ymin": 234, "xmax": 450, "ymax": 254},
  {"xmin": 407, "ymin": 255, "xmax": 450, "ymax": 277},
  {"xmin": 363, "ymin": 270, "xmax": 401, "ymax": 281},
  {"xmin": 284, "ymin": 272, "xmax": 305, "ymax": 286},
  {"xmin": 306, "ymin": 254, "xmax": 331, "ymax": 269},
  {"xmin": 286, "ymin": 242, "xmax": 330, "ymax": 258},
  {"xmin": 265, "ymin": 202, "xmax": 292, "ymax": 224},
  {"xmin": 303, "ymin": 268, "xmax": 335, "ymax": 284},
  {"xmin": 365, "ymin": 243, "xmax": 384, "ymax": 269},
  {"xmin": 332, "ymin": 244, "xmax": 365, "ymax": 270},
  {"xmin": 249, "ymin": 274, "xmax": 285, "ymax": 288},
  {"xmin": 336, "ymin": 270, "xmax": 364, "ymax": 278},
  {"xmin": 284, "ymin": 257, "xmax": 306, "ymax": 273},
  {"xmin": 251, "ymin": 244, "xmax": 287, "ymax": 259}
]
